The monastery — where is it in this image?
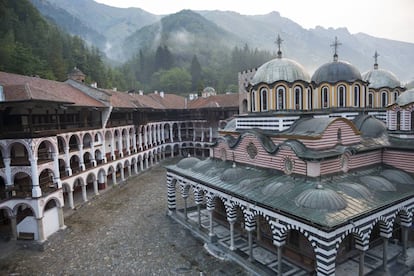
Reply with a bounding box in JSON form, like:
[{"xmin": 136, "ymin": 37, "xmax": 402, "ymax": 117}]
[
  {"xmin": 0, "ymin": 68, "xmax": 238, "ymax": 243},
  {"xmin": 165, "ymin": 37, "xmax": 414, "ymax": 275}
]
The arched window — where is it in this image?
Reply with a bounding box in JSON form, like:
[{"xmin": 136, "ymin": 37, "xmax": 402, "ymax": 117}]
[
  {"xmin": 392, "ymin": 91, "xmax": 399, "ymax": 104},
  {"xmin": 381, "ymin": 91, "xmax": 388, "ymax": 107},
  {"xmin": 321, "ymin": 86, "xmax": 329, "ymax": 108},
  {"xmin": 276, "ymin": 87, "xmax": 286, "ymax": 110},
  {"xmin": 251, "ymin": 90, "xmax": 257, "ymax": 112},
  {"xmin": 353, "ymin": 85, "xmax": 360, "ymax": 107},
  {"xmin": 260, "ymin": 88, "xmax": 268, "ymax": 111},
  {"xmin": 338, "ymin": 85, "xmax": 346, "ymax": 107},
  {"xmin": 307, "ymin": 88, "xmax": 313, "ymax": 110},
  {"xmin": 368, "ymin": 92, "xmax": 374, "ymax": 108},
  {"xmin": 294, "ymin": 86, "xmax": 302, "ymax": 110}
]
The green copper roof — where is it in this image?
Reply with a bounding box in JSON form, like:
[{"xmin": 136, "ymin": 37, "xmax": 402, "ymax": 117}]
[{"xmin": 166, "ymin": 158, "xmax": 414, "ymax": 229}]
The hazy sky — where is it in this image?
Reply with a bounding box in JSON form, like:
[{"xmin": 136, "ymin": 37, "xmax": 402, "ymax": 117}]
[{"xmin": 94, "ymin": 0, "xmax": 414, "ymax": 44}]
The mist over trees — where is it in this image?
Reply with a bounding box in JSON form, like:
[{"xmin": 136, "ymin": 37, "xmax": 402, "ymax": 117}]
[{"xmin": 0, "ymin": 0, "xmax": 274, "ymax": 94}]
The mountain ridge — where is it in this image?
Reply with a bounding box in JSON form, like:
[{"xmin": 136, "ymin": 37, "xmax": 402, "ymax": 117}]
[{"xmin": 30, "ymin": 0, "xmax": 414, "ymax": 82}]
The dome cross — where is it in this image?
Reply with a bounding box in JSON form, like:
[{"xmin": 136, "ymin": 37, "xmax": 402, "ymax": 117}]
[
  {"xmin": 373, "ymin": 51, "xmax": 380, "ymax": 69},
  {"xmin": 275, "ymin": 34, "xmax": 283, "ymax": 58},
  {"xmin": 330, "ymin": 36, "xmax": 342, "ymax": 61}
]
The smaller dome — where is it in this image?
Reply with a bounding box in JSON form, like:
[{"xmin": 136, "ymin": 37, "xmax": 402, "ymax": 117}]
[
  {"xmin": 251, "ymin": 57, "xmax": 310, "ymax": 85},
  {"xmin": 360, "ymin": 176, "xmax": 396, "ymax": 192},
  {"xmin": 262, "ymin": 181, "xmax": 294, "ymax": 197},
  {"xmin": 192, "ymin": 158, "xmax": 214, "ymax": 173},
  {"xmin": 353, "ymin": 115, "xmax": 387, "ymax": 138},
  {"xmin": 380, "ymin": 169, "xmax": 414, "ymax": 185},
  {"xmin": 220, "ymin": 164, "xmax": 245, "ymax": 183},
  {"xmin": 177, "ymin": 156, "xmax": 200, "ymax": 169},
  {"xmin": 338, "ymin": 182, "xmax": 372, "ymax": 199},
  {"xmin": 396, "ymin": 89, "xmax": 414, "ymax": 106},
  {"xmin": 362, "ymin": 68, "xmax": 401, "ymax": 89},
  {"xmin": 295, "ymin": 185, "xmax": 347, "ymax": 211},
  {"xmin": 311, "ymin": 60, "xmax": 361, "ymax": 84}
]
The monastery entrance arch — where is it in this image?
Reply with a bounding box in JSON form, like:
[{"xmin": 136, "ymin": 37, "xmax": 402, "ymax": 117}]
[{"xmin": 0, "ymin": 208, "xmax": 13, "ymax": 241}]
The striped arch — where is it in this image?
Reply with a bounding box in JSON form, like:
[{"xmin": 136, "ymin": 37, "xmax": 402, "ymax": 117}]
[
  {"xmin": 392, "ymin": 206, "xmax": 413, "ymax": 227},
  {"xmin": 193, "ymin": 185, "xmax": 205, "ymax": 205},
  {"xmin": 367, "ymin": 216, "xmax": 393, "ymax": 239},
  {"xmin": 179, "ymin": 181, "xmax": 191, "ymax": 198},
  {"xmin": 280, "ymin": 224, "xmax": 316, "ymax": 248},
  {"xmin": 335, "ymin": 227, "xmax": 367, "ymax": 251},
  {"xmin": 205, "ymin": 192, "xmax": 216, "ymax": 210}
]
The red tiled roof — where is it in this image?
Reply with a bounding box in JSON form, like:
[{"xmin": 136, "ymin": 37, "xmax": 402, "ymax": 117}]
[
  {"xmin": 0, "ymin": 71, "xmax": 105, "ymax": 107},
  {"xmin": 146, "ymin": 93, "xmax": 186, "ymax": 109},
  {"xmin": 188, "ymin": 93, "xmax": 239, "ymax": 109}
]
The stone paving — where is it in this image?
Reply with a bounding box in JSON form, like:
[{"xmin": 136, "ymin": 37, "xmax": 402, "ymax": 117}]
[{"xmin": 0, "ymin": 159, "xmax": 247, "ymax": 276}]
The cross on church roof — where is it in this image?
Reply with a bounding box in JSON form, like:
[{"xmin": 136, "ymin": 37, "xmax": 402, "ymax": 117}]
[
  {"xmin": 275, "ymin": 34, "xmax": 283, "ymax": 58},
  {"xmin": 373, "ymin": 51, "xmax": 379, "ymax": 69},
  {"xmin": 330, "ymin": 36, "xmax": 342, "ymax": 61}
]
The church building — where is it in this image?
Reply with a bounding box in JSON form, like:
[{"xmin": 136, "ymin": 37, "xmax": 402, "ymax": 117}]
[{"xmin": 165, "ymin": 37, "xmax": 414, "ymax": 275}]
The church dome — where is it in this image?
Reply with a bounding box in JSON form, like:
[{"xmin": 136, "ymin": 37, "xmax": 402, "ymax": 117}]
[
  {"xmin": 362, "ymin": 68, "xmax": 401, "ymax": 89},
  {"xmin": 251, "ymin": 57, "xmax": 310, "ymax": 85},
  {"xmin": 311, "ymin": 60, "xmax": 362, "ymax": 85},
  {"xmin": 396, "ymin": 89, "xmax": 414, "ymax": 106},
  {"xmin": 177, "ymin": 156, "xmax": 200, "ymax": 169},
  {"xmin": 353, "ymin": 115, "xmax": 387, "ymax": 138},
  {"xmin": 295, "ymin": 184, "xmax": 347, "ymax": 211}
]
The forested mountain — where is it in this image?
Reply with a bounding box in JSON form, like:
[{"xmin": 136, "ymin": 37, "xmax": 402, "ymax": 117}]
[
  {"xmin": 4, "ymin": 0, "xmax": 414, "ymax": 95},
  {"xmin": 30, "ymin": 0, "xmax": 107, "ymax": 50},
  {"xmin": 31, "ymin": 0, "xmax": 160, "ymax": 60},
  {"xmin": 0, "ymin": 0, "xmax": 128, "ymax": 89}
]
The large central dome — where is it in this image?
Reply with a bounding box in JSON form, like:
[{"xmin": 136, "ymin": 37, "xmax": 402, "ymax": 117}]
[
  {"xmin": 311, "ymin": 60, "xmax": 361, "ymax": 85},
  {"xmin": 251, "ymin": 57, "xmax": 310, "ymax": 85}
]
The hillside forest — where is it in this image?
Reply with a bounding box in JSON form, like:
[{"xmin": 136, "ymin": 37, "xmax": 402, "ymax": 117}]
[{"xmin": 0, "ymin": 0, "xmax": 273, "ymax": 94}]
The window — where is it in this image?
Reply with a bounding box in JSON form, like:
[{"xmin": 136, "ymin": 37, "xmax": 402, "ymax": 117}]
[
  {"xmin": 381, "ymin": 91, "xmax": 388, "ymax": 107},
  {"xmin": 307, "ymin": 88, "xmax": 313, "ymax": 110},
  {"xmin": 260, "ymin": 88, "xmax": 268, "ymax": 111},
  {"xmin": 276, "ymin": 87, "xmax": 286, "ymax": 110},
  {"xmin": 397, "ymin": 111, "xmax": 401, "ymax": 130},
  {"xmin": 321, "ymin": 86, "xmax": 329, "ymax": 108},
  {"xmin": 368, "ymin": 93, "xmax": 374, "ymax": 108},
  {"xmin": 338, "ymin": 85, "xmax": 346, "ymax": 107},
  {"xmin": 251, "ymin": 90, "xmax": 257, "ymax": 112},
  {"xmin": 294, "ymin": 86, "xmax": 302, "ymax": 110},
  {"xmin": 354, "ymin": 85, "xmax": 360, "ymax": 107},
  {"xmin": 337, "ymin": 128, "xmax": 342, "ymax": 141},
  {"xmin": 393, "ymin": 92, "xmax": 399, "ymax": 104}
]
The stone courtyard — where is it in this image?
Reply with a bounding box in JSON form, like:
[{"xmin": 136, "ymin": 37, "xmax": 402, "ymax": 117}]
[{"xmin": 0, "ymin": 159, "xmax": 246, "ymax": 275}]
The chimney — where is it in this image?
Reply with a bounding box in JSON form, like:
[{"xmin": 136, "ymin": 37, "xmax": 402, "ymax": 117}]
[
  {"xmin": 90, "ymin": 82, "xmax": 97, "ymax": 88},
  {"xmin": 139, "ymin": 90, "xmax": 143, "ymax": 95},
  {"xmin": 112, "ymin": 87, "xmax": 117, "ymax": 91},
  {"xmin": 160, "ymin": 91, "xmax": 164, "ymax": 98}
]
